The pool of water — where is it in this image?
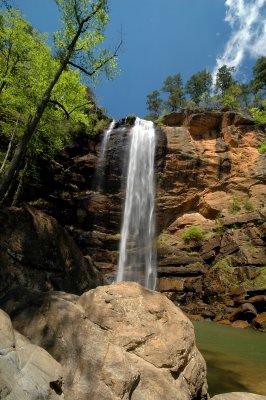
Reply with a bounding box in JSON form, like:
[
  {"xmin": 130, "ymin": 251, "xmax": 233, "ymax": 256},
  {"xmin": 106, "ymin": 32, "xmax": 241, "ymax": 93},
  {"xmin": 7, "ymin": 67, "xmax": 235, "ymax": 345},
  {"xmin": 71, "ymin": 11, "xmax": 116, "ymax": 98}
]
[{"xmin": 193, "ymin": 321, "xmax": 266, "ymax": 397}]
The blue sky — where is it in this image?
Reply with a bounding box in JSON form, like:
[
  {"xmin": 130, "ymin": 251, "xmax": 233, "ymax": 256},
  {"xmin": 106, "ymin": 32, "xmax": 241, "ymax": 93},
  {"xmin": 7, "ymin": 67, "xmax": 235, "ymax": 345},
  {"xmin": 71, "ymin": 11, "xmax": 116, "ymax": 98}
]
[{"xmin": 11, "ymin": 0, "xmax": 266, "ymax": 119}]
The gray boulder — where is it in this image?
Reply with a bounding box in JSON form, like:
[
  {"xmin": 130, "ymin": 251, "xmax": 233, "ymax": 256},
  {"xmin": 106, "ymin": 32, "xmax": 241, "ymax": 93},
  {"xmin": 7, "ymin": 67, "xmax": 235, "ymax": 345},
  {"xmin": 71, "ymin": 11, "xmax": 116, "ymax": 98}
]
[{"xmin": 0, "ymin": 309, "xmax": 63, "ymax": 399}]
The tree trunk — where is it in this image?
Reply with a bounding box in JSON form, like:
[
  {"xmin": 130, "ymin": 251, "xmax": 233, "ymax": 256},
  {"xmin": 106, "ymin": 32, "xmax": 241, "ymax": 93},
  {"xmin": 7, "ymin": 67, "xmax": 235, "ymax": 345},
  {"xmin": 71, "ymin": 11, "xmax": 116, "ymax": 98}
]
[
  {"xmin": 11, "ymin": 159, "xmax": 28, "ymax": 206},
  {"xmin": 0, "ymin": 119, "xmax": 18, "ymax": 175},
  {"xmin": 0, "ymin": 56, "xmax": 70, "ymax": 200}
]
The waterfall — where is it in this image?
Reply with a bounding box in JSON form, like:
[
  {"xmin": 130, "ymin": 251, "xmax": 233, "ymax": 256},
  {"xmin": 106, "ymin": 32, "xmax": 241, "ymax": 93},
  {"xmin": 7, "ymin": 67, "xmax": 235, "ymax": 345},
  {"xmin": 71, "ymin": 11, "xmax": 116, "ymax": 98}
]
[
  {"xmin": 117, "ymin": 117, "xmax": 157, "ymax": 290},
  {"xmin": 94, "ymin": 120, "xmax": 115, "ymax": 192}
]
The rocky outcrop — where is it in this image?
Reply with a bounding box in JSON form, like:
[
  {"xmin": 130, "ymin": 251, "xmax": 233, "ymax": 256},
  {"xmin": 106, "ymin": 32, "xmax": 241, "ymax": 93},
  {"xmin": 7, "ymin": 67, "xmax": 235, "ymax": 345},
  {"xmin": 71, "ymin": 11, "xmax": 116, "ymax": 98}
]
[
  {"xmin": 0, "ymin": 309, "xmax": 63, "ymax": 399},
  {"xmin": 0, "ymin": 204, "xmax": 102, "ymax": 298},
  {"xmin": 211, "ymin": 394, "xmax": 266, "ymax": 400},
  {"xmin": 0, "ymin": 282, "xmax": 208, "ymax": 400}
]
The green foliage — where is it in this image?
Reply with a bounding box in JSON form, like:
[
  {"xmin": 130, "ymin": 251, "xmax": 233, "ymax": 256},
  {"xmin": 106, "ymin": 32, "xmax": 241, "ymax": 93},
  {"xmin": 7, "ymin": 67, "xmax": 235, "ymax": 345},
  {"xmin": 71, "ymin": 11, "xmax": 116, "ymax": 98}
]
[
  {"xmin": 182, "ymin": 226, "xmax": 206, "ymax": 241},
  {"xmin": 250, "ymin": 100, "xmax": 266, "ymax": 125},
  {"xmin": 162, "ymin": 74, "xmax": 185, "ymax": 111},
  {"xmin": 0, "ymin": 3, "xmax": 115, "ymax": 202},
  {"xmin": 229, "ymin": 196, "xmax": 241, "ymax": 214},
  {"xmin": 243, "ymin": 197, "xmax": 254, "ymax": 211},
  {"xmin": 259, "ymin": 140, "xmax": 266, "ymax": 153},
  {"xmin": 0, "ymin": 9, "xmax": 96, "ymax": 162},
  {"xmin": 54, "ymin": 0, "xmax": 118, "ymax": 84},
  {"xmin": 155, "ymin": 116, "xmax": 165, "ymax": 126},
  {"xmin": 215, "ymin": 65, "xmax": 235, "ymax": 95},
  {"xmin": 146, "ymin": 90, "xmax": 163, "ymax": 120},
  {"xmin": 185, "ymin": 69, "xmax": 212, "ymax": 105},
  {"xmin": 219, "ymin": 84, "xmax": 242, "ymax": 109},
  {"xmin": 212, "ymin": 257, "xmax": 233, "ymax": 272},
  {"xmin": 252, "ymin": 56, "xmax": 266, "ymax": 93}
]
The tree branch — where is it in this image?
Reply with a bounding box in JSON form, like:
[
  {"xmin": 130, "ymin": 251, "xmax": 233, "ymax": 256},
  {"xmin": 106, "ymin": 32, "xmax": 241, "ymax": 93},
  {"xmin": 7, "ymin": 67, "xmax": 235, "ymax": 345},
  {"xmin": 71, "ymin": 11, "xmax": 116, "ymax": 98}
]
[
  {"xmin": 69, "ymin": 102, "xmax": 90, "ymax": 115},
  {"xmin": 73, "ymin": 0, "xmax": 81, "ymax": 25},
  {"xmin": 68, "ymin": 38, "xmax": 122, "ymax": 77},
  {"xmin": 49, "ymin": 100, "xmax": 70, "ymax": 119}
]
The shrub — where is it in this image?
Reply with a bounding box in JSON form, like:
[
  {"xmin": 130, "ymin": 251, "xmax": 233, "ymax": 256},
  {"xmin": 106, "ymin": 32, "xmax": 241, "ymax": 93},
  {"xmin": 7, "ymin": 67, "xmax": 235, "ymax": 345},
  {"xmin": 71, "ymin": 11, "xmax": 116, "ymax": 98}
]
[
  {"xmin": 243, "ymin": 197, "xmax": 254, "ymax": 211},
  {"xmin": 229, "ymin": 196, "xmax": 241, "ymax": 214},
  {"xmin": 182, "ymin": 226, "xmax": 206, "ymax": 241},
  {"xmin": 259, "ymin": 139, "xmax": 266, "ymax": 154}
]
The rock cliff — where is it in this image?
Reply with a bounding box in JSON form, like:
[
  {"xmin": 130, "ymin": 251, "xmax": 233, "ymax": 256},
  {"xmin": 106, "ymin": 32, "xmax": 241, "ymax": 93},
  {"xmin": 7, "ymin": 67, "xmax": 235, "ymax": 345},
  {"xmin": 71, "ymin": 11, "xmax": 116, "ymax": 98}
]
[{"xmin": 26, "ymin": 111, "xmax": 266, "ymax": 330}]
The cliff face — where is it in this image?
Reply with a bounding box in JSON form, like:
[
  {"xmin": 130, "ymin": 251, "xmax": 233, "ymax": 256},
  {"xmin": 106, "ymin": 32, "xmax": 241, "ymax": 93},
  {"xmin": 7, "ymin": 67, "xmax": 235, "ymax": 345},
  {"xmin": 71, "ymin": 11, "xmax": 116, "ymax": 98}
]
[
  {"xmin": 28, "ymin": 111, "xmax": 266, "ymax": 330},
  {"xmin": 156, "ymin": 111, "xmax": 266, "ymax": 330}
]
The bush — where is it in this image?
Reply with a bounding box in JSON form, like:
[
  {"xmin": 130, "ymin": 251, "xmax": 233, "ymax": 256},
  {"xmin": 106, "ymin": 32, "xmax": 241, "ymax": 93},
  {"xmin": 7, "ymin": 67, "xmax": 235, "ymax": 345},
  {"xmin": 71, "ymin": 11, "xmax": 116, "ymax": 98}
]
[
  {"xmin": 259, "ymin": 139, "xmax": 266, "ymax": 154},
  {"xmin": 182, "ymin": 226, "xmax": 206, "ymax": 241},
  {"xmin": 243, "ymin": 197, "xmax": 254, "ymax": 211},
  {"xmin": 229, "ymin": 196, "xmax": 241, "ymax": 214}
]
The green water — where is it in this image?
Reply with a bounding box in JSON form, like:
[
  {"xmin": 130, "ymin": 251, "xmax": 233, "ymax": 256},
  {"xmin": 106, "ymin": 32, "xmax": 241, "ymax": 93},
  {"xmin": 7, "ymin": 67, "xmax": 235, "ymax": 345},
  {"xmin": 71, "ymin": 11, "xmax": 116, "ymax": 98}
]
[{"xmin": 193, "ymin": 321, "xmax": 266, "ymax": 396}]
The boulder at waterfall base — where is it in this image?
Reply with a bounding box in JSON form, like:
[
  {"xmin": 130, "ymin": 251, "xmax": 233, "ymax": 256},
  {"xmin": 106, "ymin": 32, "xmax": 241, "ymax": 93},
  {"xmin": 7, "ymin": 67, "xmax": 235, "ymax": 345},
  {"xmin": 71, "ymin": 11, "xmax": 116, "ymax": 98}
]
[
  {"xmin": 0, "ymin": 282, "xmax": 208, "ymax": 400},
  {"xmin": 0, "ymin": 309, "xmax": 63, "ymax": 399}
]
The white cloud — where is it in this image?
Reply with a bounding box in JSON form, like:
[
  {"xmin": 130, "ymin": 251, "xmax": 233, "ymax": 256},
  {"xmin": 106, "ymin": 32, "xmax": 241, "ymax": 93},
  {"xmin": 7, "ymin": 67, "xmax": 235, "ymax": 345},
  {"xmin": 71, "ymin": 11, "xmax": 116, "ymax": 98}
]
[{"xmin": 212, "ymin": 0, "xmax": 266, "ymax": 81}]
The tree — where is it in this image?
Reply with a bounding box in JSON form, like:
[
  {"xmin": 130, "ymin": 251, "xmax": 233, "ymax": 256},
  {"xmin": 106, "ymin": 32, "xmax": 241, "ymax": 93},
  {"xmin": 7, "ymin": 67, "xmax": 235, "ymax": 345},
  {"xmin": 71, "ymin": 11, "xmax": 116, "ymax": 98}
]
[
  {"xmin": 146, "ymin": 90, "xmax": 163, "ymax": 120},
  {"xmin": 162, "ymin": 74, "xmax": 185, "ymax": 111},
  {"xmin": 220, "ymin": 84, "xmax": 241, "ymax": 109},
  {"xmin": 252, "ymin": 56, "xmax": 266, "ymax": 93},
  {"xmin": 238, "ymin": 83, "xmax": 252, "ymax": 108},
  {"xmin": 185, "ymin": 70, "xmax": 212, "ymax": 105},
  {"xmin": 0, "ymin": 8, "xmax": 105, "ymax": 200},
  {"xmin": 215, "ymin": 65, "xmax": 235, "ymax": 95},
  {"xmin": 0, "ymin": 0, "xmax": 121, "ymax": 201}
]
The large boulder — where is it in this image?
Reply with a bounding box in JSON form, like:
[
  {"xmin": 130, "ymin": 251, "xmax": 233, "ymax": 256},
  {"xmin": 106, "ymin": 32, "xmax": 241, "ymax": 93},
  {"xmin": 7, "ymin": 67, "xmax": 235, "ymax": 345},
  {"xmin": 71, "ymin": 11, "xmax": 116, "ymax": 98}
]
[
  {"xmin": 0, "ymin": 204, "xmax": 102, "ymax": 299},
  {"xmin": 0, "ymin": 309, "xmax": 63, "ymax": 399},
  {"xmin": 1, "ymin": 282, "xmax": 208, "ymax": 400}
]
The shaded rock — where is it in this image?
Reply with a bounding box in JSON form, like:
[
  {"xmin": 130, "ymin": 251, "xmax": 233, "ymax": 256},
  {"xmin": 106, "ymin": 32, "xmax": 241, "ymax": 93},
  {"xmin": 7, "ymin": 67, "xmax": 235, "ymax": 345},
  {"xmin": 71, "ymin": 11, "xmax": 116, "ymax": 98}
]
[
  {"xmin": 186, "ymin": 112, "xmax": 223, "ymax": 136},
  {"xmin": 223, "ymin": 212, "xmax": 263, "ymax": 227},
  {"xmin": 211, "ymin": 393, "xmax": 266, "ymax": 400},
  {"xmin": 1, "ymin": 282, "xmax": 208, "ymax": 400},
  {"xmin": 229, "ymin": 303, "xmax": 257, "ymax": 322},
  {"xmin": 161, "ymin": 112, "xmax": 185, "ymax": 126},
  {"xmin": 0, "ymin": 204, "xmax": 102, "ymax": 298},
  {"xmin": 0, "ymin": 309, "xmax": 63, "ymax": 399},
  {"xmin": 253, "ymin": 312, "xmax": 266, "ymax": 331}
]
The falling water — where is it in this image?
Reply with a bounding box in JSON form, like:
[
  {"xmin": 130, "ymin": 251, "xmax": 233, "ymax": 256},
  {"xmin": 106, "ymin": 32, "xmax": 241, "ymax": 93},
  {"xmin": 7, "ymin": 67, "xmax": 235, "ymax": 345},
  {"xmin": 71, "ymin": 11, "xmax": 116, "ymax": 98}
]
[
  {"xmin": 117, "ymin": 117, "xmax": 157, "ymax": 290},
  {"xmin": 94, "ymin": 120, "xmax": 115, "ymax": 192}
]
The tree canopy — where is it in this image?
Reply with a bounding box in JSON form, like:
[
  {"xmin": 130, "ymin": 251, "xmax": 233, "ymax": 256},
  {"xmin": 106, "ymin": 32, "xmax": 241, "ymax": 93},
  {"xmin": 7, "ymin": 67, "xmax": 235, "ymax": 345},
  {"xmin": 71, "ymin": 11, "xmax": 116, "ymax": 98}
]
[
  {"xmin": 185, "ymin": 70, "xmax": 212, "ymax": 105},
  {"xmin": 0, "ymin": 1, "xmax": 121, "ymax": 203}
]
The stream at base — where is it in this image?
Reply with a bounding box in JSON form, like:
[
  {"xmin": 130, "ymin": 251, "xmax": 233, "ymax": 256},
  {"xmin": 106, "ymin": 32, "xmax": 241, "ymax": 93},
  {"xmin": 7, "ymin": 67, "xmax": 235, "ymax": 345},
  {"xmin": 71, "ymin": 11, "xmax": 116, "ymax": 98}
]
[{"xmin": 193, "ymin": 321, "xmax": 266, "ymax": 397}]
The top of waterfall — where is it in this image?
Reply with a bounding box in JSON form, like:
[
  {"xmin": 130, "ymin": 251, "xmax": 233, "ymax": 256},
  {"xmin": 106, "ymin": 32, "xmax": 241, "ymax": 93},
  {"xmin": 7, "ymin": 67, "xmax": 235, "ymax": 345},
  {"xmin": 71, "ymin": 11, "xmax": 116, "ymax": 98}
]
[{"xmin": 135, "ymin": 117, "xmax": 154, "ymax": 129}]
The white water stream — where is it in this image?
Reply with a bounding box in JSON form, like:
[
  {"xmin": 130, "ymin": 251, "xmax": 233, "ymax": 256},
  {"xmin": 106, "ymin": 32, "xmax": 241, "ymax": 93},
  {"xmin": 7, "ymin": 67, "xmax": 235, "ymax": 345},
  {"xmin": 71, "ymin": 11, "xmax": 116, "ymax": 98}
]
[
  {"xmin": 94, "ymin": 120, "xmax": 115, "ymax": 192},
  {"xmin": 117, "ymin": 118, "xmax": 157, "ymax": 289}
]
